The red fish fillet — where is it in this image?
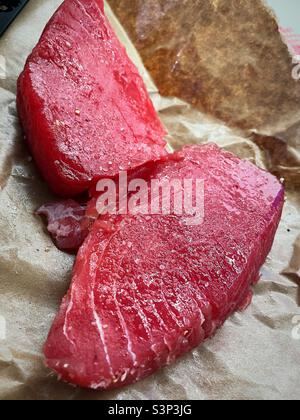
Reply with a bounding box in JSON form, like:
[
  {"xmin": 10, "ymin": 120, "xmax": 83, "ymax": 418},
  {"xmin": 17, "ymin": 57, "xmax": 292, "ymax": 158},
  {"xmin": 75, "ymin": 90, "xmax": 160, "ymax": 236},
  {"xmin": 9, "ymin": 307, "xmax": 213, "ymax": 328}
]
[
  {"xmin": 44, "ymin": 144, "xmax": 284, "ymax": 390},
  {"xmin": 17, "ymin": 0, "xmax": 167, "ymax": 197}
]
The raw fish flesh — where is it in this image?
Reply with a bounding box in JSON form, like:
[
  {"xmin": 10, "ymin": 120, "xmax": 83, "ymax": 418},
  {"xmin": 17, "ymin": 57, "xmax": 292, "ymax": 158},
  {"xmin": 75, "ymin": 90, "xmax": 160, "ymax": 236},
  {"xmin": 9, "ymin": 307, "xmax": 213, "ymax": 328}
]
[
  {"xmin": 17, "ymin": 0, "xmax": 167, "ymax": 197},
  {"xmin": 44, "ymin": 144, "xmax": 284, "ymax": 390},
  {"xmin": 37, "ymin": 200, "xmax": 92, "ymax": 253}
]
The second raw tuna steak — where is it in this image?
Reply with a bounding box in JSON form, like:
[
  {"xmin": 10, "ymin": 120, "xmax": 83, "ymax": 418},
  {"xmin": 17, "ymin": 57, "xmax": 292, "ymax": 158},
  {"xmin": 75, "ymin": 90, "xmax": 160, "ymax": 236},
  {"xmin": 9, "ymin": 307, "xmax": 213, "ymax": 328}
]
[{"xmin": 17, "ymin": 0, "xmax": 167, "ymax": 197}]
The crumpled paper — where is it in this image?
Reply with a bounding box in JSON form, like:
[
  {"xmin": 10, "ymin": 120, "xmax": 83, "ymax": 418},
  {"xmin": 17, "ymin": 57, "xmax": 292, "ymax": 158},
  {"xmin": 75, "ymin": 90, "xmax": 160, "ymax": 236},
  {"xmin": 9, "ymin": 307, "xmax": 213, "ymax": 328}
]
[
  {"xmin": 109, "ymin": 0, "xmax": 300, "ymax": 187},
  {"xmin": 0, "ymin": 0, "xmax": 299, "ymax": 400}
]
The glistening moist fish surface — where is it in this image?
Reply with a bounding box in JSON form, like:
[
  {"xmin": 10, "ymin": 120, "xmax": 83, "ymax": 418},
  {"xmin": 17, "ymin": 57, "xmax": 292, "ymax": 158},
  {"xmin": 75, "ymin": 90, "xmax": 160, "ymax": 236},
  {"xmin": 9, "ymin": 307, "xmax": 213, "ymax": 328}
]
[
  {"xmin": 17, "ymin": 0, "xmax": 167, "ymax": 197},
  {"xmin": 44, "ymin": 144, "xmax": 284, "ymax": 390}
]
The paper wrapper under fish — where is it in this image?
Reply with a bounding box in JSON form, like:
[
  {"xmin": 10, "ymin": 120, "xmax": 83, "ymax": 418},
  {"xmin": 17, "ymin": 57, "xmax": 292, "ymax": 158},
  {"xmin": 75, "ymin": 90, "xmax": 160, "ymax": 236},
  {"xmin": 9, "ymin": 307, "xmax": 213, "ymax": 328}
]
[
  {"xmin": 0, "ymin": 0, "xmax": 299, "ymax": 400},
  {"xmin": 109, "ymin": 0, "xmax": 300, "ymax": 187}
]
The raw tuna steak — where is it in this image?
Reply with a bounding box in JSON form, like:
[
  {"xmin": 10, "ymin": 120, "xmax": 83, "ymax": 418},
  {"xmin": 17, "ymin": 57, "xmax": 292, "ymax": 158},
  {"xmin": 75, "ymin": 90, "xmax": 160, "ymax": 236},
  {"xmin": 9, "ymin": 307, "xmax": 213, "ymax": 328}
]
[
  {"xmin": 44, "ymin": 144, "xmax": 284, "ymax": 390},
  {"xmin": 17, "ymin": 0, "xmax": 167, "ymax": 197}
]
